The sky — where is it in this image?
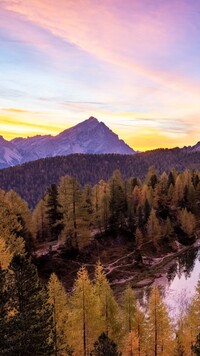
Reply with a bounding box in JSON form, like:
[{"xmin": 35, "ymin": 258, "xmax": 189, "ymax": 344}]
[{"xmin": 0, "ymin": 0, "xmax": 200, "ymax": 151}]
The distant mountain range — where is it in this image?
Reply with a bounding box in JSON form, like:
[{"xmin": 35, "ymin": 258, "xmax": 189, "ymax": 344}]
[{"xmin": 0, "ymin": 117, "xmax": 135, "ymax": 169}]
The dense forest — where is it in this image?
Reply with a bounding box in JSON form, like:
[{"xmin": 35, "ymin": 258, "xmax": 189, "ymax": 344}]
[
  {"xmin": 0, "ymin": 149, "xmax": 200, "ymax": 208},
  {"xmin": 0, "ymin": 167, "xmax": 200, "ymax": 355},
  {"xmin": 32, "ymin": 167, "xmax": 200, "ymax": 252}
]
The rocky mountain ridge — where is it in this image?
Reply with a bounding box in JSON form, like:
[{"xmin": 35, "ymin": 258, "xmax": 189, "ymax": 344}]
[{"xmin": 0, "ymin": 117, "xmax": 135, "ymax": 168}]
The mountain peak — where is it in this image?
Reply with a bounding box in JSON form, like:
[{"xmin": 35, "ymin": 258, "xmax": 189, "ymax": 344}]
[
  {"xmin": 87, "ymin": 116, "xmax": 99, "ymax": 123},
  {"xmin": 76, "ymin": 116, "xmax": 99, "ymax": 128},
  {"xmin": 0, "ymin": 135, "xmax": 7, "ymax": 143},
  {"xmin": 0, "ymin": 117, "xmax": 135, "ymax": 168}
]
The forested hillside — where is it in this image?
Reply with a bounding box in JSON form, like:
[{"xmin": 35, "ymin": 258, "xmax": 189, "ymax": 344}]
[
  {"xmin": 0, "ymin": 148, "xmax": 200, "ymax": 208},
  {"xmin": 0, "ymin": 167, "xmax": 200, "ymax": 354}
]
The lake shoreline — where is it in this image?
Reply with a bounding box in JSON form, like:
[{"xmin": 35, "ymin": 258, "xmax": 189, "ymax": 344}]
[{"xmin": 111, "ymin": 234, "xmax": 200, "ymax": 297}]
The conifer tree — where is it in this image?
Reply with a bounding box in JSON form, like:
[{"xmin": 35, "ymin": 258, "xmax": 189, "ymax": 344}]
[
  {"xmin": 146, "ymin": 287, "xmax": 174, "ymax": 356},
  {"xmin": 122, "ymin": 331, "xmax": 140, "ymax": 356},
  {"xmin": 5, "ymin": 255, "xmax": 54, "ymax": 355},
  {"xmin": 174, "ymin": 176, "xmax": 184, "ymax": 205},
  {"xmin": 109, "ymin": 170, "xmax": 126, "ymax": 230},
  {"xmin": 32, "ymin": 197, "xmax": 49, "ymax": 242},
  {"xmin": 5, "ymin": 190, "xmax": 33, "ymax": 252},
  {"xmin": 168, "ymin": 171, "xmax": 175, "ymax": 187},
  {"xmin": 92, "ymin": 183, "xmax": 102, "ymax": 233},
  {"xmin": 163, "ymin": 217, "xmax": 174, "ymax": 241},
  {"xmin": 145, "ymin": 166, "xmax": 158, "ymax": 189},
  {"xmin": 94, "ymin": 262, "xmax": 122, "ymax": 342},
  {"xmin": 58, "ymin": 176, "xmax": 81, "ymax": 249},
  {"xmin": 0, "ymin": 191, "xmax": 25, "ymax": 257},
  {"xmin": 46, "ymin": 184, "xmax": 64, "ymax": 240},
  {"xmin": 122, "ymin": 287, "xmax": 146, "ymax": 355},
  {"xmin": 91, "ymin": 332, "xmax": 121, "ymax": 356},
  {"xmin": 123, "ymin": 286, "xmax": 136, "ymax": 335},
  {"xmin": 146, "ymin": 209, "xmax": 161, "ymax": 247},
  {"xmin": 160, "ymin": 171, "xmax": 168, "ymax": 193},
  {"xmin": 48, "ymin": 273, "xmax": 71, "ymax": 355},
  {"xmin": 100, "ymin": 181, "xmax": 110, "ymax": 231},
  {"xmin": 143, "ymin": 198, "xmax": 151, "ymax": 224},
  {"xmin": 132, "ymin": 185, "xmax": 141, "ymax": 210},
  {"xmin": 78, "ymin": 184, "xmax": 93, "ymax": 248},
  {"xmin": 69, "ymin": 266, "xmax": 100, "ymax": 355},
  {"xmin": 122, "ymin": 286, "xmax": 136, "ymax": 356},
  {"xmin": 0, "ymin": 237, "xmax": 13, "ymax": 270},
  {"xmin": 133, "ymin": 308, "xmax": 147, "ymax": 356},
  {"xmin": 179, "ymin": 208, "xmax": 196, "ymax": 238}
]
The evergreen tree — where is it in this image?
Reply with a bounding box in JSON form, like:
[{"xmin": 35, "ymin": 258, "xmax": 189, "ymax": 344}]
[
  {"xmin": 58, "ymin": 176, "xmax": 81, "ymax": 249},
  {"xmin": 109, "ymin": 170, "xmax": 126, "ymax": 230},
  {"xmin": 69, "ymin": 266, "xmax": 100, "ymax": 355},
  {"xmin": 48, "ymin": 273, "xmax": 71, "ymax": 355},
  {"xmin": 122, "ymin": 286, "xmax": 136, "ymax": 356},
  {"xmin": 146, "ymin": 287, "xmax": 174, "ymax": 356},
  {"xmin": 90, "ymin": 332, "xmax": 121, "ymax": 356},
  {"xmin": 94, "ymin": 262, "xmax": 122, "ymax": 342},
  {"xmin": 133, "ymin": 308, "xmax": 147, "ymax": 356},
  {"xmin": 0, "ymin": 237, "xmax": 12, "ymax": 270},
  {"xmin": 174, "ymin": 176, "xmax": 184, "ymax": 205},
  {"xmin": 0, "ymin": 190, "xmax": 25, "ymax": 257},
  {"xmin": 46, "ymin": 184, "xmax": 64, "ymax": 240},
  {"xmin": 5, "ymin": 255, "xmax": 54, "ymax": 355},
  {"xmin": 163, "ymin": 217, "xmax": 174, "ymax": 241},
  {"xmin": 179, "ymin": 208, "xmax": 196, "ymax": 238},
  {"xmin": 5, "ymin": 190, "xmax": 33, "ymax": 253},
  {"xmin": 168, "ymin": 171, "xmax": 175, "ymax": 187},
  {"xmin": 143, "ymin": 198, "xmax": 151, "ymax": 224},
  {"xmin": 122, "ymin": 286, "xmax": 136, "ymax": 335},
  {"xmin": 146, "ymin": 209, "xmax": 161, "ymax": 247},
  {"xmin": 78, "ymin": 184, "xmax": 93, "ymax": 248},
  {"xmin": 32, "ymin": 197, "xmax": 49, "ymax": 242},
  {"xmin": 92, "ymin": 183, "xmax": 102, "ymax": 233},
  {"xmin": 122, "ymin": 331, "xmax": 140, "ymax": 356},
  {"xmin": 145, "ymin": 166, "xmax": 158, "ymax": 189},
  {"xmin": 100, "ymin": 181, "xmax": 110, "ymax": 231}
]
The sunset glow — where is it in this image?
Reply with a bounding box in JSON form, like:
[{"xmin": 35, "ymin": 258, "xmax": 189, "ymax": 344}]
[{"xmin": 1, "ymin": 0, "xmax": 200, "ymax": 150}]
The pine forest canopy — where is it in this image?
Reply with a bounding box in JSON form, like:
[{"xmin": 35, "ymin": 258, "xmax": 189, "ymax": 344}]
[
  {"xmin": 0, "ymin": 149, "xmax": 200, "ymax": 208},
  {"xmin": 0, "ymin": 166, "xmax": 199, "ymax": 255}
]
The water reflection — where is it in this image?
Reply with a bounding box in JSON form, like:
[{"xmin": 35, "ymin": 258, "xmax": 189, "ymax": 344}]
[
  {"xmin": 135, "ymin": 245, "xmax": 200, "ymax": 317},
  {"xmin": 165, "ymin": 246, "xmax": 200, "ymax": 317},
  {"xmin": 167, "ymin": 247, "xmax": 199, "ymax": 283}
]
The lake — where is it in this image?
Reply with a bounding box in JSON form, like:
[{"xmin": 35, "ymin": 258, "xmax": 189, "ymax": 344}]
[{"xmin": 156, "ymin": 244, "xmax": 200, "ymax": 318}]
